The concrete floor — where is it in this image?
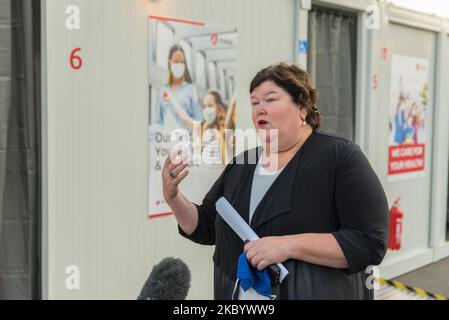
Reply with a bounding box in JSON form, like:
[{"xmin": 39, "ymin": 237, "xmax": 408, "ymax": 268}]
[{"xmin": 393, "ymin": 257, "xmax": 449, "ymax": 298}]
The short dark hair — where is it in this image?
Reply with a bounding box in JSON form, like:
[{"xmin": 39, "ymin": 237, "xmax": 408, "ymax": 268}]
[{"xmin": 250, "ymin": 62, "xmax": 322, "ymax": 129}]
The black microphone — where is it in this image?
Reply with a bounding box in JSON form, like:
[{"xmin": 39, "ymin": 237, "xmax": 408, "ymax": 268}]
[{"xmin": 137, "ymin": 257, "xmax": 191, "ymax": 300}]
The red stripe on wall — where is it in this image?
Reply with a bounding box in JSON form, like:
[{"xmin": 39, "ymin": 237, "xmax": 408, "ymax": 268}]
[
  {"xmin": 149, "ymin": 212, "xmax": 174, "ymax": 219},
  {"xmin": 149, "ymin": 15, "xmax": 205, "ymax": 26}
]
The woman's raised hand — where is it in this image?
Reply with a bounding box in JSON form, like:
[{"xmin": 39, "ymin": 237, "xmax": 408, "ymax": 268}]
[{"xmin": 162, "ymin": 149, "xmax": 190, "ymax": 202}]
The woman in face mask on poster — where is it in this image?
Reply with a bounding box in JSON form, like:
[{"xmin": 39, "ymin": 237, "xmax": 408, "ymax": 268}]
[
  {"xmin": 201, "ymin": 91, "xmax": 236, "ymax": 165},
  {"xmin": 155, "ymin": 44, "xmax": 202, "ymax": 131},
  {"xmin": 163, "ymin": 86, "xmax": 237, "ymax": 164},
  {"xmin": 202, "ymin": 91, "xmax": 237, "ymax": 131}
]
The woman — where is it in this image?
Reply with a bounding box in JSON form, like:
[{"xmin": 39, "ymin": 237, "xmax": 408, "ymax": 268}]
[
  {"xmin": 201, "ymin": 91, "xmax": 236, "ymax": 164},
  {"xmin": 169, "ymin": 88, "xmax": 236, "ymax": 164},
  {"xmin": 162, "ymin": 63, "xmax": 389, "ymax": 300},
  {"xmin": 155, "ymin": 44, "xmax": 201, "ymax": 130},
  {"xmin": 202, "ymin": 91, "xmax": 230, "ymax": 132}
]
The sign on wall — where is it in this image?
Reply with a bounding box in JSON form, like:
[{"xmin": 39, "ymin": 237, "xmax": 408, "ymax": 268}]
[
  {"xmin": 147, "ymin": 16, "xmax": 238, "ymax": 218},
  {"xmin": 388, "ymin": 55, "xmax": 429, "ymax": 182}
]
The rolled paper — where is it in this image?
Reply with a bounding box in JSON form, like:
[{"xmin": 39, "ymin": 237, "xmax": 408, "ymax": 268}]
[{"xmin": 215, "ymin": 197, "xmax": 289, "ymax": 283}]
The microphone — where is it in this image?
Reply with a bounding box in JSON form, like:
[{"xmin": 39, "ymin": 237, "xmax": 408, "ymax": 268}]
[{"xmin": 137, "ymin": 257, "xmax": 191, "ymax": 300}]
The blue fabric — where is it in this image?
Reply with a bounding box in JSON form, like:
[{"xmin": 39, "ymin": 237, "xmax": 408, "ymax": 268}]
[
  {"xmin": 155, "ymin": 82, "xmax": 201, "ymax": 130},
  {"xmin": 237, "ymin": 253, "xmax": 272, "ymax": 297}
]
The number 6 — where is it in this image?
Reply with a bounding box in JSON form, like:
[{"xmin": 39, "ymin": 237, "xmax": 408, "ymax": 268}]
[{"xmin": 70, "ymin": 48, "xmax": 83, "ymax": 70}]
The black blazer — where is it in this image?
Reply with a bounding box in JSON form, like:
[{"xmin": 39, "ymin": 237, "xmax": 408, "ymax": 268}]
[{"xmin": 179, "ymin": 131, "xmax": 389, "ymax": 299}]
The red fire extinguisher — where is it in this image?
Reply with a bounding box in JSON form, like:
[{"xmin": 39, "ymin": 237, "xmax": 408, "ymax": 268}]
[{"xmin": 388, "ymin": 197, "xmax": 403, "ymax": 250}]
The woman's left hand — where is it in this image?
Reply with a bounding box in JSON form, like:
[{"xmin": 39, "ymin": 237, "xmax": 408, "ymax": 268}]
[{"xmin": 244, "ymin": 236, "xmax": 292, "ymax": 271}]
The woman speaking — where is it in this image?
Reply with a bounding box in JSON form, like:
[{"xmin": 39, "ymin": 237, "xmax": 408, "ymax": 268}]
[{"xmin": 162, "ymin": 62, "xmax": 389, "ymax": 300}]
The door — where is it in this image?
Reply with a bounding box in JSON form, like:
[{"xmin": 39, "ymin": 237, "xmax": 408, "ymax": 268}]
[{"xmin": 379, "ymin": 21, "xmax": 437, "ymax": 278}]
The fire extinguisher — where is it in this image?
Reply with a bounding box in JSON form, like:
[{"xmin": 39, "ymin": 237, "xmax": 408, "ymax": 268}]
[{"xmin": 388, "ymin": 197, "xmax": 403, "ymax": 250}]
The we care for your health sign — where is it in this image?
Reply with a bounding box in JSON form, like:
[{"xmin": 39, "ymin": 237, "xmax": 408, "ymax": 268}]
[{"xmin": 388, "ymin": 55, "xmax": 428, "ymax": 182}]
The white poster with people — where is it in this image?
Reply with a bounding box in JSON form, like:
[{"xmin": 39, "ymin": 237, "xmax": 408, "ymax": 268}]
[
  {"xmin": 388, "ymin": 55, "xmax": 428, "ymax": 182},
  {"xmin": 148, "ymin": 16, "xmax": 238, "ymax": 218}
]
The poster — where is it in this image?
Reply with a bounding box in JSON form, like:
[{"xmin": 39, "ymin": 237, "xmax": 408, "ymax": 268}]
[
  {"xmin": 147, "ymin": 16, "xmax": 238, "ymax": 218},
  {"xmin": 388, "ymin": 55, "xmax": 428, "ymax": 182}
]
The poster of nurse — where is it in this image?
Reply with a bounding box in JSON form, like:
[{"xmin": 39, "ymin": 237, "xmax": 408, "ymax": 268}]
[{"xmin": 147, "ymin": 16, "xmax": 238, "ymax": 218}]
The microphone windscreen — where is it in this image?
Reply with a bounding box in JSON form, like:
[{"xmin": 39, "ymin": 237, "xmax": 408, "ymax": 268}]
[{"xmin": 138, "ymin": 257, "xmax": 191, "ymax": 300}]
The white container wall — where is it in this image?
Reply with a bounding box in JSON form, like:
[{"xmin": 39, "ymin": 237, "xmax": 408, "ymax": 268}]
[{"xmin": 41, "ymin": 0, "xmax": 449, "ymax": 299}]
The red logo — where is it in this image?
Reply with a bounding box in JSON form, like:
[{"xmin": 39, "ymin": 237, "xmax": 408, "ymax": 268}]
[{"xmin": 211, "ymin": 33, "xmax": 218, "ymax": 46}]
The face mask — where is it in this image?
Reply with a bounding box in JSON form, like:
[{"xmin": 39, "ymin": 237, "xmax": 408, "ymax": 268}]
[
  {"xmin": 203, "ymin": 107, "xmax": 217, "ymax": 125},
  {"xmin": 170, "ymin": 63, "xmax": 186, "ymax": 79}
]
